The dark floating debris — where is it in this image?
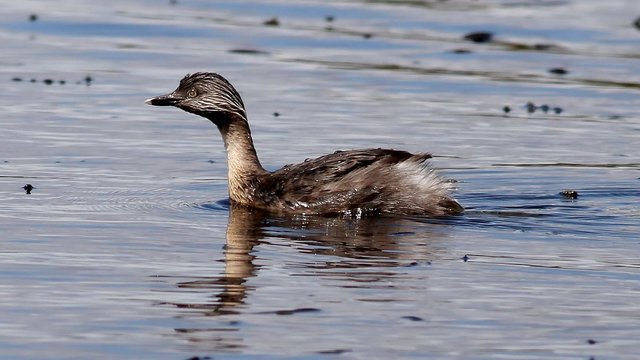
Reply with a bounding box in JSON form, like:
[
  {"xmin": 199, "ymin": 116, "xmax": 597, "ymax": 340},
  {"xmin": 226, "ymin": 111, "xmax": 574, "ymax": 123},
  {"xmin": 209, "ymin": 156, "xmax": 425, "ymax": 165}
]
[
  {"xmin": 503, "ymin": 105, "xmax": 511, "ymax": 114},
  {"xmin": 184, "ymin": 357, "xmax": 211, "ymax": 360},
  {"xmin": 273, "ymin": 112, "xmax": 280, "ymax": 117},
  {"xmin": 549, "ymin": 67, "xmax": 568, "ymax": 75},
  {"xmin": 263, "ymin": 17, "xmax": 279, "ymax": 26},
  {"xmin": 560, "ymin": 190, "xmax": 579, "ymax": 199},
  {"xmin": 402, "ymin": 316, "xmax": 424, "ymax": 322},
  {"xmin": 526, "ymin": 102, "xmax": 536, "ymax": 113},
  {"xmin": 452, "ymin": 48, "xmax": 472, "ymax": 54},
  {"xmin": 519, "ymin": 102, "xmax": 564, "ymax": 115},
  {"xmin": 633, "ymin": 17, "xmax": 640, "ymax": 31},
  {"xmin": 23, "ymin": 184, "xmax": 34, "ymax": 194},
  {"xmin": 317, "ymin": 349, "xmax": 351, "ymax": 355},
  {"xmin": 587, "ymin": 339, "xmax": 597, "ymax": 345},
  {"xmin": 29, "ymin": 14, "xmax": 38, "ymax": 22},
  {"xmin": 362, "ymin": 33, "xmax": 373, "ymax": 39},
  {"xmin": 462, "ymin": 254, "xmax": 470, "ymax": 262},
  {"xmin": 228, "ymin": 48, "xmax": 269, "ymax": 55},
  {"xmin": 325, "ymin": 15, "xmax": 335, "ymax": 22},
  {"xmin": 169, "ymin": 0, "xmax": 178, "ymax": 4},
  {"xmin": 463, "ymin": 31, "xmax": 493, "ymax": 43},
  {"xmin": 13, "ymin": 76, "xmax": 90, "ymax": 86}
]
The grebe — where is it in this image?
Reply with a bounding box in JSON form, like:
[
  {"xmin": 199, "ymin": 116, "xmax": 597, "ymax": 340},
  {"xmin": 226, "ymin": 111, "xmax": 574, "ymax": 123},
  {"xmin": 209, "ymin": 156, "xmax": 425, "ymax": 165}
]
[{"xmin": 146, "ymin": 72, "xmax": 463, "ymax": 216}]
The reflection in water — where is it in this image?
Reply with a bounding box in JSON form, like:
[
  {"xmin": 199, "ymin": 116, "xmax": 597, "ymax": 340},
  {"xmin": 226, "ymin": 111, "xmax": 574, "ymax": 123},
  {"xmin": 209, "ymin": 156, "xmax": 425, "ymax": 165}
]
[
  {"xmin": 175, "ymin": 205, "xmax": 451, "ymax": 313},
  {"xmin": 166, "ymin": 205, "xmax": 452, "ymax": 349},
  {"xmin": 168, "ymin": 206, "xmax": 266, "ymax": 317}
]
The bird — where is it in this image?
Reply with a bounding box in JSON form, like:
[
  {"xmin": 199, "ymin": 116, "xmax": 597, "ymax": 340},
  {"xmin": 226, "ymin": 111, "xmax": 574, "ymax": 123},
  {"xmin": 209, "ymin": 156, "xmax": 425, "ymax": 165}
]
[{"xmin": 146, "ymin": 72, "xmax": 463, "ymax": 216}]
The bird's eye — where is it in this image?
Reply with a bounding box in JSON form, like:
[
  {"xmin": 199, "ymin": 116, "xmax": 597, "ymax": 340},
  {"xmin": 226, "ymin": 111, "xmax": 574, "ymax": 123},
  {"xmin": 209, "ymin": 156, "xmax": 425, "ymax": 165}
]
[{"xmin": 187, "ymin": 88, "xmax": 197, "ymax": 98}]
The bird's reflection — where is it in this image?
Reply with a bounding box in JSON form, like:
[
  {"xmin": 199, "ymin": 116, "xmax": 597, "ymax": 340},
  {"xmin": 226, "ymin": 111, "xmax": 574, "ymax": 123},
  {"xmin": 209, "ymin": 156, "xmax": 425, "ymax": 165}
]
[
  {"xmin": 170, "ymin": 204, "xmax": 451, "ymax": 316},
  {"xmin": 167, "ymin": 204, "xmax": 452, "ymax": 349}
]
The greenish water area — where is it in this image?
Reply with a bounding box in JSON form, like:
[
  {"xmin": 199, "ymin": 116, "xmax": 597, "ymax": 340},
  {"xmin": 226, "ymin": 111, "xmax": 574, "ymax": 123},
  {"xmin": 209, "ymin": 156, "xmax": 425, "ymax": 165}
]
[{"xmin": 1, "ymin": 1, "xmax": 638, "ymax": 359}]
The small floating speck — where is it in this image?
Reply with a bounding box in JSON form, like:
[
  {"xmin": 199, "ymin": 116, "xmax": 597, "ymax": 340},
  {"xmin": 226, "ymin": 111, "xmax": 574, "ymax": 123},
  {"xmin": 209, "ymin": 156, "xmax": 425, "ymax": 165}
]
[
  {"xmin": 169, "ymin": 0, "xmax": 178, "ymax": 4},
  {"xmin": 184, "ymin": 356, "xmax": 211, "ymax": 360},
  {"xmin": 549, "ymin": 67, "xmax": 568, "ymax": 75},
  {"xmin": 23, "ymin": 184, "xmax": 34, "ymax": 194},
  {"xmin": 29, "ymin": 14, "xmax": 38, "ymax": 22},
  {"xmin": 30, "ymin": 78, "xmax": 37, "ymax": 83},
  {"xmin": 553, "ymin": 107, "xmax": 563, "ymax": 114},
  {"xmin": 43, "ymin": 79, "xmax": 54, "ymax": 85},
  {"xmin": 633, "ymin": 17, "xmax": 640, "ymax": 31},
  {"xmin": 463, "ymin": 31, "xmax": 493, "ymax": 43},
  {"xmin": 59, "ymin": 80, "xmax": 66, "ymax": 85},
  {"xmin": 362, "ymin": 33, "xmax": 373, "ymax": 39},
  {"xmin": 325, "ymin": 15, "xmax": 335, "ymax": 22},
  {"xmin": 539, "ymin": 104, "xmax": 550, "ymax": 113},
  {"xmin": 525, "ymin": 102, "xmax": 536, "ymax": 113},
  {"xmin": 462, "ymin": 254, "xmax": 470, "ymax": 262},
  {"xmin": 317, "ymin": 349, "xmax": 351, "ymax": 355},
  {"xmin": 228, "ymin": 48, "xmax": 269, "ymax": 55},
  {"xmin": 11, "ymin": 77, "xmax": 23, "ymax": 82},
  {"xmin": 84, "ymin": 75, "xmax": 93, "ymax": 85},
  {"xmin": 559, "ymin": 190, "xmax": 579, "ymax": 199},
  {"xmin": 587, "ymin": 339, "xmax": 597, "ymax": 345},
  {"xmin": 273, "ymin": 112, "xmax": 280, "ymax": 117},
  {"xmin": 402, "ymin": 315, "xmax": 424, "ymax": 322},
  {"xmin": 263, "ymin": 17, "xmax": 279, "ymax": 26},
  {"xmin": 452, "ymin": 48, "xmax": 472, "ymax": 54},
  {"xmin": 503, "ymin": 105, "xmax": 511, "ymax": 114}
]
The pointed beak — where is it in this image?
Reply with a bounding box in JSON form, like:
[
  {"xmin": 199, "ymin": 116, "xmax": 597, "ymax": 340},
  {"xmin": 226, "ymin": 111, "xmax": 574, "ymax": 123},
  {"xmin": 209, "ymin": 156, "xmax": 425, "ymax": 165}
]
[{"xmin": 145, "ymin": 93, "xmax": 181, "ymax": 106}]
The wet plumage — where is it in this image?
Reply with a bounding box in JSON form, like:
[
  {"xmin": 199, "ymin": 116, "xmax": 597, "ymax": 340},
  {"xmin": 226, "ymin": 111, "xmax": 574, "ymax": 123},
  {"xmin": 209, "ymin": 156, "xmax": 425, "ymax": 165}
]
[{"xmin": 146, "ymin": 72, "xmax": 463, "ymax": 216}]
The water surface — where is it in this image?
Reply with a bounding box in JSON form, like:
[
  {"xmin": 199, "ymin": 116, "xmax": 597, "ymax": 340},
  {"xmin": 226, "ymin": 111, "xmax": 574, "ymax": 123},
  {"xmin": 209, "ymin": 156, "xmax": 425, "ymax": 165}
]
[{"xmin": 1, "ymin": 0, "xmax": 639, "ymax": 359}]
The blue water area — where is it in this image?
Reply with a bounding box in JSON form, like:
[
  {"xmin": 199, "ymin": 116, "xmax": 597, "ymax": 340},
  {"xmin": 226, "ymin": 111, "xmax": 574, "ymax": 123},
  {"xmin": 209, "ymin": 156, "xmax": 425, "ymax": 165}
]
[{"xmin": 0, "ymin": 0, "xmax": 639, "ymax": 359}]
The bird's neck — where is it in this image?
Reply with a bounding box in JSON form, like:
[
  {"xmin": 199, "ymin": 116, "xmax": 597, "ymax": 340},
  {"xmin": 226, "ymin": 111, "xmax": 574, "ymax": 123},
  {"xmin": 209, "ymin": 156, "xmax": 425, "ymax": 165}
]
[{"xmin": 213, "ymin": 114, "xmax": 267, "ymax": 203}]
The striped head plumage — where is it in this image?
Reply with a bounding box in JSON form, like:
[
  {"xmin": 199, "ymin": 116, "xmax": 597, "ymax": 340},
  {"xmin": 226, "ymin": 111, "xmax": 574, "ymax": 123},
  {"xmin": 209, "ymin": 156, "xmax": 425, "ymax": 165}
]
[{"xmin": 146, "ymin": 72, "xmax": 246, "ymax": 122}]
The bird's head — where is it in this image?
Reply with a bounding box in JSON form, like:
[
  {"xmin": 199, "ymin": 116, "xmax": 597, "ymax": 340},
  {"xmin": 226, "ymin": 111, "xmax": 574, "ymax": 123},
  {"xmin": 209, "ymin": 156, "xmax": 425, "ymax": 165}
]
[{"xmin": 146, "ymin": 72, "xmax": 246, "ymax": 124}]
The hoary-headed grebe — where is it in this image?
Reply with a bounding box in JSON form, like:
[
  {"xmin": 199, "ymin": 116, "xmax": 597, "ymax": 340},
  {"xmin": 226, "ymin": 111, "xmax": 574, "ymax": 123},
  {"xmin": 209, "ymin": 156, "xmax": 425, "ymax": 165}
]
[{"xmin": 146, "ymin": 72, "xmax": 463, "ymax": 216}]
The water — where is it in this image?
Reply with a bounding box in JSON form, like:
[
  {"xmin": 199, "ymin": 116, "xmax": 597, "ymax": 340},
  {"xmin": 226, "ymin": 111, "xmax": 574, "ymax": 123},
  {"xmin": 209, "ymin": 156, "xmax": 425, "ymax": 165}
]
[{"xmin": 1, "ymin": 0, "xmax": 639, "ymax": 359}]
